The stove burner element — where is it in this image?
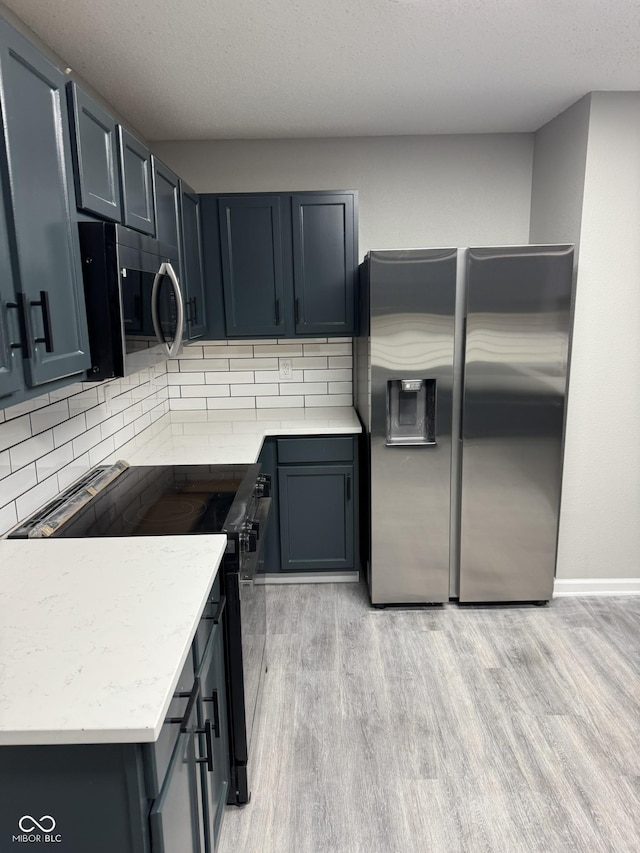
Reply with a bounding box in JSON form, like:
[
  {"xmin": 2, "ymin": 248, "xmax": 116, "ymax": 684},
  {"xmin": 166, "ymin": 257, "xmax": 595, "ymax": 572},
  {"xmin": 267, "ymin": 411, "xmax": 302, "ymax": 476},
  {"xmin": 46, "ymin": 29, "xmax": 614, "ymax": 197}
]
[{"xmin": 123, "ymin": 495, "xmax": 209, "ymax": 530}]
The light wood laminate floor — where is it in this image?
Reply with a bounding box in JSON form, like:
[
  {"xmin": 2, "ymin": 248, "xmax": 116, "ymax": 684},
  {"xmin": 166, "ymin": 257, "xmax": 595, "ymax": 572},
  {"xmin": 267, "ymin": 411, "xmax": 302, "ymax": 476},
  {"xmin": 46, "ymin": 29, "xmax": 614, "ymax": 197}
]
[{"xmin": 218, "ymin": 583, "xmax": 640, "ymax": 853}]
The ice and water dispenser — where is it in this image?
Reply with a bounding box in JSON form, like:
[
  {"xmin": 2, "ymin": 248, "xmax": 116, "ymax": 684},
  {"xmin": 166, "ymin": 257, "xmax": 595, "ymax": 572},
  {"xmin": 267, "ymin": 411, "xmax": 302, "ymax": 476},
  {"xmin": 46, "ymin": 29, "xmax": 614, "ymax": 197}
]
[{"xmin": 386, "ymin": 379, "xmax": 437, "ymax": 446}]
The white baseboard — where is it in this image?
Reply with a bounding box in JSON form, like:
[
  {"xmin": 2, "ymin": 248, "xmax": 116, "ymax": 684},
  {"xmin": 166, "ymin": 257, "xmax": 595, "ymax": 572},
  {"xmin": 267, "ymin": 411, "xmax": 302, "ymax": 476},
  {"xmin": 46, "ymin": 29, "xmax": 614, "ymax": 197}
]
[{"xmin": 553, "ymin": 578, "xmax": 640, "ymax": 597}]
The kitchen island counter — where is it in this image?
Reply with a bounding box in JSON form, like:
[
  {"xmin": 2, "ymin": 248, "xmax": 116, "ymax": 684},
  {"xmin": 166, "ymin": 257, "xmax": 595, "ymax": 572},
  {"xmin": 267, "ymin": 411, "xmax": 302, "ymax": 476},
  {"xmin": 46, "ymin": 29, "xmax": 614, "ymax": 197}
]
[{"xmin": 0, "ymin": 534, "xmax": 227, "ymax": 745}]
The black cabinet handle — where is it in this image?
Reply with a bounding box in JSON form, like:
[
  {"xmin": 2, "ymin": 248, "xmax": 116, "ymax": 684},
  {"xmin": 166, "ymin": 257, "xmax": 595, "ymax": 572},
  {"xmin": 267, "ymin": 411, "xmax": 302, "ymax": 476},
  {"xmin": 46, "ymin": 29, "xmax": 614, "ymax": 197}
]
[
  {"xmin": 203, "ymin": 690, "xmax": 221, "ymax": 738},
  {"xmin": 204, "ymin": 594, "xmax": 226, "ymax": 624},
  {"xmin": 191, "ymin": 297, "xmax": 198, "ymax": 325},
  {"xmin": 31, "ymin": 290, "xmax": 54, "ymax": 352},
  {"xmin": 195, "ymin": 719, "xmax": 214, "ymax": 772},
  {"xmin": 167, "ymin": 677, "xmax": 201, "ymax": 731},
  {"xmin": 295, "ymin": 298, "xmax": 301, "ymax": 325},
  {"xmin": 275, "ymin": 298, "xmax": 281, "ymax": 325},
  {"xmin": 6, "ymin": 294, "xmax": 31, "ymax": 358},
  {"xmin": 346, "ymin": 474, "xmax": 351, "ymax": 501}
]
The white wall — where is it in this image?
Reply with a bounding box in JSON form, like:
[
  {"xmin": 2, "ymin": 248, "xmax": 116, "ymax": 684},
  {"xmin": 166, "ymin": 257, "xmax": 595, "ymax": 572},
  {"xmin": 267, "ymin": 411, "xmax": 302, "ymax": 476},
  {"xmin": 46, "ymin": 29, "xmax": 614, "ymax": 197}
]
[
  {"xmin": 152, "ymin": 134, "xmax": 534, "ymax": 253},
  {"xmin": 529, "ymin": 95, "xmax": 591, "ymax": 247},
  {"xmin": 550, "ymin": 93, "xmax": 640, "ymax": 579}
]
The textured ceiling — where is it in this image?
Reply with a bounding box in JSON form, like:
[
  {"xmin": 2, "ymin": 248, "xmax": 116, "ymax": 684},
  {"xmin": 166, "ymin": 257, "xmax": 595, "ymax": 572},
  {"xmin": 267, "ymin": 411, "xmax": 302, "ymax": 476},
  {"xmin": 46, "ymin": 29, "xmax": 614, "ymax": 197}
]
[{"xmin": 4, "ymin": 0, "xmax": 640, "ymax": 140}]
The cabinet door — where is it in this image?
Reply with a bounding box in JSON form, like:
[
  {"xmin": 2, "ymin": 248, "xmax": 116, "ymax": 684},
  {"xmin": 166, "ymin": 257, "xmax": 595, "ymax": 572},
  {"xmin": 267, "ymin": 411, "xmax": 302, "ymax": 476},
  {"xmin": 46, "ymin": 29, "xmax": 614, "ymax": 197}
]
[
  {"xmin": 150, "ymin": 732, "xmax": 204, "ymax": 853},
  {"xmin": 278, "ymin": 464, "xmax": 355, "ymax": 571},
  {"xmin": 0, "ymin": 184, "xmax": 22, "ymax": 400},
  {"xmin": 67, "ymin": 82, "xmax": 122, "ymax": 221},
  {"xmin": 291, "ymin": 193, "xmax": 356, "ymax": 335},
  {"xmin": 153, "ymin": 157, "xmax": 180, "ymax": 259},
  {"xmin": 218, "ymin": 196, "xmax": 286, "ymax": 337},
  {"xmin": 257, "ymin": 438, "xmax": 280, "ymax": 572},
  {"xmin": 181, "ymin": 183, "xmax": 207, "ymax": 340},
  {"xmin": 197, "ymin": 621, "xmax": 230, "ymax": 853},
  {"xmin": 118, "ymin": 126, "xmax": 155, "ymax": 235},
  {"xmin": 0, "ymin": 20, "xmax": 91, "ymax": 387}
]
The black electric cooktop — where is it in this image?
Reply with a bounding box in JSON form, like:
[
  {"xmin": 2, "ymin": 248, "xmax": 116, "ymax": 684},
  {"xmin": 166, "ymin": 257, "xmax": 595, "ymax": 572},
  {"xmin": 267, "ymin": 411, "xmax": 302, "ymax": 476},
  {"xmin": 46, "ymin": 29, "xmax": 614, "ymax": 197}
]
[{"xmin": 9, "ymin": 464, "xmax": 260, "ymax": 539}]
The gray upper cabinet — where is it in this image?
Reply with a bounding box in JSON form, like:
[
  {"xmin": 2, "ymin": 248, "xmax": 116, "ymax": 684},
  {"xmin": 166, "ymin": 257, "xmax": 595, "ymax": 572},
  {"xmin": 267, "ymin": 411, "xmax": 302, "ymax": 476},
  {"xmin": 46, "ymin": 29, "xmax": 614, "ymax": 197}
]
[
  {"xmin": 218, "ymin": 195, "xmax": 286, "ymax": 337},
  {"xmin": 153, "ymin": 157, "xmax": 180, "ymax": 259},
  {"xmin": 205, "ymin": 191, "xmax": 358, "ymax": 339},
  {"xmin": 118, "ymin": 126, "xmax": 155, "ymax": 235},
  {"xmin": 291, "ymin": 192, "xmax": 356, "ymax": 335},
  {"xmin": 181, "ymin": 182, "xmax": 207, "ymax": 340},
  {"xmin": 0, "ymin": 19, "xmax": 91, "ymax": 388},
  {"xmin": 0, "ymin": 182, "xmax": 22, "ymax": 400},
  {"xmin": 67, "ymin": 82, "xmax": 122, "ymax": 222}
]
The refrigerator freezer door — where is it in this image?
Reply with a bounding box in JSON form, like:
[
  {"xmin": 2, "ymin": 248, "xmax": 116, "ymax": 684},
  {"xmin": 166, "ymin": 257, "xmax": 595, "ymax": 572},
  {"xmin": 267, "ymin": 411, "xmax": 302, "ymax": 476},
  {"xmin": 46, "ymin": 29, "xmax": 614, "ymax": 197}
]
[
  {"xmin": 459, "ymin": 245, "xmax": 574, "ymax": 602},
  {"xmin": 368, "ymin": 248, "xmax": 457, "ymax": 604}
]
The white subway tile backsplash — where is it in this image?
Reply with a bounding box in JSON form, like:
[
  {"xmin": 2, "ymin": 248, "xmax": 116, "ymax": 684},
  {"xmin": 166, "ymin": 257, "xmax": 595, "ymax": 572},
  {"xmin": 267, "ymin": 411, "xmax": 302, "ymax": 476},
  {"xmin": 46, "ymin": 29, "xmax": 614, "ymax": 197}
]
[
  {"xmin": 36, "ymin": 443, "xmax": 74, "ymax": 481},
  {"xmin": 231, "ymin": 384, "xmax": 278, "ymax": 397},
  {"xmin": 167, "ymin": 338, "xmax": 353, "ymax": 416},
  {"xmin": 170, "ymin": 398, "xmax": 207, "ymax": 411},
  {"xmin": 56, "ymin": 454, "xmax": 90, "ymax": 491},
  {"xmin": 328, "ymin": 356, "xmax": 353, "ymax": 369},
  {"xmin": 168, "ymin": 372, "xmax": 205, "ymax": 385},
  {"xmin": 30, "ymin": 401, "xmax": 71, "ymax": 434},
  {"xmin": 180, "ymin": 359, "xmax": 229, "ymax": 372},
  {"xmin": 303, "ymin": 343, "xmax": 351, "ymax": 356},
  {"xmin": 0, "ymin": 501, "xmax": 17, "ymax": 533},
  {"xmin": 0, "ymin": 362, "xmax": 170, "ymax": 534},
  {"xmin": 206, "ymin": 398, "xmax": 255, "ymax": 410},
  {"xmin": 15, "ymin": 473, "xmax": 61, "ymax": 519},
  {"xmin": 254, "ymin": 344, "xmax": 303, "ymax": 357},
  {"xmin": 291, "ymin": 357, "xmax": 327, "ymax": 369},
  {"xmin": 256, "ymin": 395, "xmax": 304, "ymax": 408},
  {"xmin": 206, "ymin": 371, "xmax": 253, "ymax": 385},
  {"xmin": 181, "ymin": 385, "xmax": 230, "ymax": 398},
  {"xmin": 1, "ymin": 464, "xmax": 37, "ymax": 506},
  {"xmin": 0, "ymin": 415, "xmax": 32, "ymax": 452},
  {"xmin": 280, "ymin": 382, "xmax": 327, "ymax": 396},
  {"xmin": 0, "ymin": 450, "xmax": 10, "ymax": 479},
  {"xmin": 72, "ymin": 425, "xmax": 102, "ymax": 457},
  {"xmin": 304, "ymin": 394, "xmax": 352, "ymax": 407},
  {"xmin": 175, "ymin": 346, "xmax": 203, "ymax": 359},
  {"xmin": 205, "ymin": 345, "xmax": 252, "ymax": 357},
  {"xmin": 3, "ymin": 394, "xmax": 50, "ymax": 420},
  {"xmin": 303, "ymin": 368, "xmax": 351, "ymax": 382},
  {"xmin": 229, "ymin": 358, "xmax": 278, "ymax": 371},
  {"xmin": 10, "ymin": 432, "xmax": 54, "ymax": 471},
  {"xmin": 52, "ymin": 413, "xmax": 87, "ymax": 448},
  {"xmin": 88, "ymin": 436, "xmax": 116, "ymax": 467}
]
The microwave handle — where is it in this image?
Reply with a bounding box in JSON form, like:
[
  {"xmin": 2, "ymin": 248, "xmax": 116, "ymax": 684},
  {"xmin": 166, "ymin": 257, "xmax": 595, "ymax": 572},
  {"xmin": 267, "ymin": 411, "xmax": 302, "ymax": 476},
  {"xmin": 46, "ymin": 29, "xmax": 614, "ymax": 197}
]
[{"xmin": 151, "ymin": 262, "xmax": 185, "ymax": 358}]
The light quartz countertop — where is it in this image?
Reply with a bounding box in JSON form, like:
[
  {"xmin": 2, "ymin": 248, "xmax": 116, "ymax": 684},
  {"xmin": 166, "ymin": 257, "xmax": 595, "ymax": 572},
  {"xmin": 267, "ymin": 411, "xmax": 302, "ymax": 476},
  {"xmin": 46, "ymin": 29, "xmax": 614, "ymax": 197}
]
[
  {"xmin": 107, "ymin": 406, "xmax": 362, "ymax": 467},
  {"xmin": 0, "ymin": 535, "xmax": 227, "ymax": 745},
  {"xmin": 0, "ymin": 407, "xmax": 359, "ymax": 746}
]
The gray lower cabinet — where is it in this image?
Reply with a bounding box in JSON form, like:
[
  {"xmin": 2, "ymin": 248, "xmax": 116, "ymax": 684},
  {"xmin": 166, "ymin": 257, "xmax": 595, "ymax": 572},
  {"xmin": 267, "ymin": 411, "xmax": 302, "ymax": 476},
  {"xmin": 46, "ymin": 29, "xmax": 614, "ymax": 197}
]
[
  {"xmin": 181, "ymin": 182, "xmax": 207, "ymax": 340},
  {"xmin": 259, "ymin": 436, "xmax": 358, "ymax": 573},
  {"xmin": 119, "ymin": 126, "xmax": 155, "ymax": 236},
  {"xmin": 0, "ymin": 578, "xmax": 229, "ymax": 853},
  {"xmin": 0, "ymin": 18, "xmax": 91, "ymax": 391},
  {"xmin": 67, "ymin": 82, "xmax": 122, "ymax": 222}
]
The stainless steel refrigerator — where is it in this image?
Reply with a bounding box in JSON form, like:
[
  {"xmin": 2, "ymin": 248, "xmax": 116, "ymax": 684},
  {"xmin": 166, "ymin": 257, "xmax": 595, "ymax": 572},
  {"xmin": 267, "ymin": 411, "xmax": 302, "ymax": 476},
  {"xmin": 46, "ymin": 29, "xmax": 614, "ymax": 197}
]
[{"xmin": 354, "ymin": 245, "xmax": 574, "ymax": 604}]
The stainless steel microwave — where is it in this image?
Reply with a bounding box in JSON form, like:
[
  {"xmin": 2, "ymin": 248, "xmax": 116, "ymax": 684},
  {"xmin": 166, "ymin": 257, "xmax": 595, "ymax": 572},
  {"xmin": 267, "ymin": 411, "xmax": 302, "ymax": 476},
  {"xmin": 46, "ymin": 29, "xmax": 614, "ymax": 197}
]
[{"xmin": 79, "ymin": 222, "xmax": 184, "ymax": 380}]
